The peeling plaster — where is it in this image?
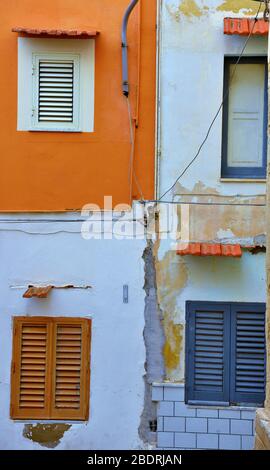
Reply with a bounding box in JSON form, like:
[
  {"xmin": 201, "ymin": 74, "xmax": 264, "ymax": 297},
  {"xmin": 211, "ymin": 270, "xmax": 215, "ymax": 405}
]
[
  {"xmin": 139, "ymin": 241, "xmax": 165, "ymax": 445},
  {"xmin": 166, "ymin": 0, "xmax": 259, "ymax": 19},
  {"xmin": 217, "ymin": 0, "xmax": 258, "ymax": 14},
  {"xmin": 174, "ymin": 181, "xmax": 266, "ymax": 242},
  {"xmin": 23, "ymin": 424, "xmax": 71, "ymax": 448},
  {"xmin": 156, "ymin": 249, "xmax": 188, "ymax": 381},
  {"xmin": 166, "ymin": 1, "xmax": 204, "ymax": 22}
]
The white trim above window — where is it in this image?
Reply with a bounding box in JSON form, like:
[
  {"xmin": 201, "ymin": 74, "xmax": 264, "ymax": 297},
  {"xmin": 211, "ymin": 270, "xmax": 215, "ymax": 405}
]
[{"xmin": 17, "ymin": 38, "xmax": 95, "ymax": 133}]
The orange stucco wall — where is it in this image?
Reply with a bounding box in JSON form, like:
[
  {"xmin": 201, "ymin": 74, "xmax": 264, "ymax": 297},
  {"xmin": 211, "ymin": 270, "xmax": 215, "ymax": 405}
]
[{"xmin": 0, "ymin": 0, "xmax": 156, "ymax": 211}]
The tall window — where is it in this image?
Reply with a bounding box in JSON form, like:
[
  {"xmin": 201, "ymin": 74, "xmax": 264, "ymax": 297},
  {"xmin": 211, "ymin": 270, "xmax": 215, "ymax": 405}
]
[
  {"xmin": 186, "ymin": 302, "xmax": 266, "ymax": 406},
  {"xmin": 221, "ymin": 57, "xmax": 267, "ymax": 179},
  {"xmin": 11, "ymin": 317, "xmax": 91, "ymax": 420}
]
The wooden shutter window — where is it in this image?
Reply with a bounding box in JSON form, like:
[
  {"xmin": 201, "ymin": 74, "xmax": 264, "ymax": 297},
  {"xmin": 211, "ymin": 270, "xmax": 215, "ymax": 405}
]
[
  {"xmin": 11, "ymin": 317, "xmax": 91, "ymax": 420},
  {"xmin": 51, "ymin": 320, "xmax": 90, "ymax": 420},
  {"xmin": 186, "ymin": 302, "xmax": 266, "ymax": 406},
  {"xmin": 186, "ymin": 302, "xmax": 230, "ymax": 405},
  {"xmin": 230, "ymin": 304, "xmax": 266, "ymax": 405}
]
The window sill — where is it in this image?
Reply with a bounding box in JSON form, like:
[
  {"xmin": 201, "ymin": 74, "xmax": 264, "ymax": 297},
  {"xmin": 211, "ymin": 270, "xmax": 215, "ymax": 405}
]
[
  {"xmin": 13, "ymin": 420, "xmax": 87, "ymax": 424},
  {"xmin": 220, "ymin": 178, "xmax": 266, "ymax": 183},
  {"xmin": 186, "ymin": 404, "xmax": 257, "ymax": 411}
]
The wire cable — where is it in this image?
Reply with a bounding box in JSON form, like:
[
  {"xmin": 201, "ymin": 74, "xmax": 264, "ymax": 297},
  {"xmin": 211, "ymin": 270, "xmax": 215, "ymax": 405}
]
[
  {"xmin": 126, "ymin": 96, "xmax": 145, "ymax": 203},
  {"xmin": 158, "ymin": 2, "xmax": 263, "ymax": 202}
]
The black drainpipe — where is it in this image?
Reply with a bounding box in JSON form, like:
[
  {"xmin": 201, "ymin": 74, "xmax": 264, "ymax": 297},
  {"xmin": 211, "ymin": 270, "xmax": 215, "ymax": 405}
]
[{"xmin": 121, "ymin": 0, "xmax": 139, "ymax": 96}]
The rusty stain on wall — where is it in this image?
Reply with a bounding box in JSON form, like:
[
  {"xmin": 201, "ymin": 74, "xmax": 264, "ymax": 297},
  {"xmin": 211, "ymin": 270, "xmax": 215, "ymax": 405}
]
[
  {"xmin": 155, "ymin": 248, "xmax": 188, "ymax": 381},
  {"xmin": 23, "ymin": 424, "xmax": 71, "ymax": 448}
]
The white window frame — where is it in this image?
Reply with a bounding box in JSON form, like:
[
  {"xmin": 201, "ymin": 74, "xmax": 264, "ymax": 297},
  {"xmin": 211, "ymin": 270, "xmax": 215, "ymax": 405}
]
[
  {"xmin": 32, "ymin": 53, "xmax": 81, "ymax": 132},
  {"xmin": 17, "ymin": 38, "xmax": 95, "ymax": 133}
]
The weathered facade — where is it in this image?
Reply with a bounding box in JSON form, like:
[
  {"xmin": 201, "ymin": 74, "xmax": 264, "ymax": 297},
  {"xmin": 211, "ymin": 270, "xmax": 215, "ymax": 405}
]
[
  {"xmin": 152, "ymin": 0, "xmax": 268, "ymax": 450},
  {"xmin": 255, "ymin": 1, "xmax": 270, "ymax": 450},
  {"xmin": 1, "ymin": 0, "xmax": 269, "ymax": 452},
  {"xmin": 0, "ymin": 0, "xmax": 157, "ymax": 449}
]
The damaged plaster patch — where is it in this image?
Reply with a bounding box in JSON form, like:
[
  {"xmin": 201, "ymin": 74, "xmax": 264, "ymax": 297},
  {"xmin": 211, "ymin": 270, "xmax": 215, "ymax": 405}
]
[
  {"xmin": 156, "ymin": 249, "xmax": 188, "ymax": 381},
  {"xmin": 217, "ymin": 228, "xmax": 235, "ymax": 239},
  {"xmin": 23, "ymin": 424, "xmax": 71, "ymax": 448},
  {"xmin": 166, "ymin": 0, "xmax": 203, "ymax": 22},
  {"xmin": 217, "ymin": 0, "xmax": 258, "ymax": 14}
]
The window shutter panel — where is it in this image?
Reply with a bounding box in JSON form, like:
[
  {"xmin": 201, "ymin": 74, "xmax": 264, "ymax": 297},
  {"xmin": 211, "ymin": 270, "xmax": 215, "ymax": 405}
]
[
  {"xmin": 38, "ymin": 60, "xmax": 74, "ymax": 123},
  {"xmin": 186, "ymin": 302, "xmax": 230, "ymax": 404},
  {"xmin": 11, "ymin": 318, "xmax": 52, "ymax": 419},
  {"xmin": 227, "ymin": 63, "xmax": 265, "ymax": 170},
  {"xmin": 230, "ymin": 303, "xmax": 266, "ymax": 405},
  {"xmin": 51, "ymin": 319, "xmax": 91, "ymax": 420}
]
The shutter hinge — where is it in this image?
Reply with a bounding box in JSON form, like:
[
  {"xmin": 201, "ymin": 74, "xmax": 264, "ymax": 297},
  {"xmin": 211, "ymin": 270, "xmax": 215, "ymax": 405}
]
[
  {"xmin": 32, "ymin": 65, "xmax": 36, "ymax": 76},
  {"xmin": 32, "ymin": 107, "xmax": 36, "ymax": 117}
]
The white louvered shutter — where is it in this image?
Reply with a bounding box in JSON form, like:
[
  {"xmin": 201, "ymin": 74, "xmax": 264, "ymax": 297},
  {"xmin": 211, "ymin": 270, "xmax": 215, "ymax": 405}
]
[
  {"xmin": 38, "ymin": 60, "xmax": 74, "ymax": 123},
  {"xmin": 32, "ymin": 54, "xmax": 80, "ymax": 131}
]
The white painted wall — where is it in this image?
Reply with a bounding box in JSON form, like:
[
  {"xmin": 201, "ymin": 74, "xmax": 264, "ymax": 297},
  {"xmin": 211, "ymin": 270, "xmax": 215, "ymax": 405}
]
[{"xmin": 0, "ymin": 214, "xmax": 146, "ymax": 449}]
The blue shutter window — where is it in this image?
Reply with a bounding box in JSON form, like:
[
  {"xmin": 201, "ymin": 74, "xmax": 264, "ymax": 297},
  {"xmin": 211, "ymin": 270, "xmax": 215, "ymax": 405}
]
[
  {"xmin": 186, "ymin": 301, "xmax": 266, "ymax": 406},
  {"xmin": 230, "ymin": 304, "xmax": 266, "ymax": 406},
  {"xmin": 186, "ymin": 302, "xmax": 230, "ymax": 405}
]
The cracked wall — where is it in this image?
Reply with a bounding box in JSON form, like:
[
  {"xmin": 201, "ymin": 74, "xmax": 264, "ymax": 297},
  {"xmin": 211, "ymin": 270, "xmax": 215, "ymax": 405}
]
[{"xmin": 139, "ymin": 241, "xmax": 165, "ymax": 445}]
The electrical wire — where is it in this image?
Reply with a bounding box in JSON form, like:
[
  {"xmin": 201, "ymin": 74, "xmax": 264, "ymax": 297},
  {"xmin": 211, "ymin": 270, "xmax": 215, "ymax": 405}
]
[
  {"xmin": 126, "ymin": 96, "xmax": 145, "ymax": 203},
  {"xmin": 158, "ymin": 2, "xmax": 263, "ymax": 202},
  {"xmin": 142, "ymin": 200, "xmax": 265, "ymax": 207}
]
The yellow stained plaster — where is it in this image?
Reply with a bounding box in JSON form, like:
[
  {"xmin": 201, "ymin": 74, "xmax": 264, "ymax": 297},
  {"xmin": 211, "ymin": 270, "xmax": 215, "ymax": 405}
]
[
  {"xmin": 166, "ymin": 1, "xmax": 203, "ymax": 22},
  {"xmin": 178, "ymin": 0, "xmax": 202, "ymax": 17},
  {"xmin": 164, "ymin": 322, "xmax": 184, "ymax": 372},
  {"xmin": 217, "ymin": 0, "xmax": 258, "ymax": 14},
  {"xmin": 156, "ymin": 249, "xmax": 188, "ymax": 379}
]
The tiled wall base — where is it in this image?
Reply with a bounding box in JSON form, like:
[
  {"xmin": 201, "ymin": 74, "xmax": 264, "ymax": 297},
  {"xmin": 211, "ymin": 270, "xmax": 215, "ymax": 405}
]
[{"xmin": 152, "ymin": 383, "xmax": 255, "ymax": 450}]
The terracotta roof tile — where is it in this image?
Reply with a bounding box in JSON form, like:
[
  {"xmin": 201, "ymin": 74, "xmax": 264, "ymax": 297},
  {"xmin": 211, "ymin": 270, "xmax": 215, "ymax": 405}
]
[
  {"xmin": 177, "ymin": 243, "xmax": 242, "ymax": 258},
  {"xmin": 224, "ymin": 18, "xmax": 268, "ymax": 36},
  {"xmin": 23, "ymin": 286, "xmax": 53, "ymax": 299},
  {"xmin": 12, "ymin": 27, "xmax": 99, "ymax": 38}
]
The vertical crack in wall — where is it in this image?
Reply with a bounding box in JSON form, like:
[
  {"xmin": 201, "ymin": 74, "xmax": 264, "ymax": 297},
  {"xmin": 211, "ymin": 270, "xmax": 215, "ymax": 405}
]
[{"xmin": 139, "ymin": 240, "xmax": 165, "ymax": 446}]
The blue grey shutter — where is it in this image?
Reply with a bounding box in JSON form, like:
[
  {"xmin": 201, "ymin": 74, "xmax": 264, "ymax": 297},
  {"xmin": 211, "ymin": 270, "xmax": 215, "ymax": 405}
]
[
  {"xmin": 186, "ymin": 302, "xmax": 230, "ymax": 405},
  {"xmin": 230, "ymin": 303, "xmax": 266, "ymax": 405}
]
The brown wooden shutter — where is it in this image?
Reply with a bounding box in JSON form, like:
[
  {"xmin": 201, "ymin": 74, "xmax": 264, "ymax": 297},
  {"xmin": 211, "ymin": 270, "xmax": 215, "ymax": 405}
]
[
  {"xmin": 11, "ymin": 317, "xmax": 91, "ymax": 420},
  {"xmin": 51, "ymin": 318, "xmax": 91, "ymax": 420},
  {"xmin": 11, "ymin": 317, "xmax": 52, "ymax": 419}
]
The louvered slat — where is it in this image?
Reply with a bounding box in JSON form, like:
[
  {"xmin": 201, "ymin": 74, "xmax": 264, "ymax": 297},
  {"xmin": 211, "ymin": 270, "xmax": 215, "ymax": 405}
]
[
  {"xmin": 54, "ymin": 325, "xmax": 82, "ymax": 410},
  {"xmin": 19, "ymin": 324, "xmax": 47, "ymax": 409},
  {"xmin": 38, "ymin": 60, "xmax": 74, "ymax": 123},
  {"xmin": 235, "ymin": 311, "xmax": 265, "ymax": 394},
  {"xmin": 194, "ymin": 311, "xmax": 224, "ymax": 393}
]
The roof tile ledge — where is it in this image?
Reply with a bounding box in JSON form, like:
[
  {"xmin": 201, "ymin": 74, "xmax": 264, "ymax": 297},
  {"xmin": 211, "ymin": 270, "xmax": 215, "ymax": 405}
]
[
  {"xmin": 224, "ymin": 17, "xmax": 268, "ymax": 36},
  {"xmin": 177, "ymin": 242, "xmax": 242, "ymax": 258},
  {"xmin": 12, "ymin": 27, "xmax": 100, "ymax": 38}
]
